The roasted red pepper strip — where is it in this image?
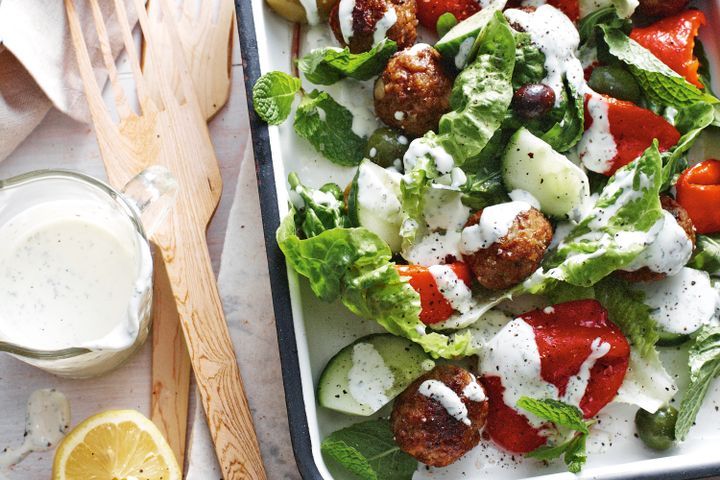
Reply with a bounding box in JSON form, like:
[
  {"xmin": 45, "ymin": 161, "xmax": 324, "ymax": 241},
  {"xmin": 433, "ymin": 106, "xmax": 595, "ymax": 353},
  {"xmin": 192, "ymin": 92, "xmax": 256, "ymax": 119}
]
[
  {"xmin": 630, "ymin": 10, "xmax": 706, "ymax": 88},
  {"xmin": 416, "ymin": 0, "xmax": 480, "ymax": 32},
  {"xmin": 396, "ymin": 263, "xmax": 472, "ymax": 324},
  {"xmin": 482, "ymin": 300, "xmax": 630, "ymax": 453},
  {"xmin": 584, "ymin": 94, "xmax": 681, "ymax": 176},
  {"xmin": 676, "ymin": 159, "xmax": 720, "ymax": 234}
]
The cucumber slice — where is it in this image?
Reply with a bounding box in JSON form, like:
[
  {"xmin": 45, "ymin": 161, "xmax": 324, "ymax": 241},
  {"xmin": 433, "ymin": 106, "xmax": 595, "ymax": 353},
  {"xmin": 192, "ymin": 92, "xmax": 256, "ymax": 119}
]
[
  {"xmin": 656, "ymin": 329, "xmax": 691, "ymax": 347},
  {"xmin": 502, "ymin": 128, "xmax": 590, "ymax": 219},
  {"xmin": 317, "ymin": 334, "xmax": 435, "ymax": 416},
  {"xmin": 348, "ymin": 159, "xmax": 403, "ymax": 252},
  {"xmin": 435, "ymin": 0, "xmax": 507, "ymax": 69}
]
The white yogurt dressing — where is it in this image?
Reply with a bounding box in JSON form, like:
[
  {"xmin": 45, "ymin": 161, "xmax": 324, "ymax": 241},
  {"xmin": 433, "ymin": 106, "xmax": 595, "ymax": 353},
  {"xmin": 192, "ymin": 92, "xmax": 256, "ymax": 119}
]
[
  {"xmin": 579, "ymin": 94, "xmax": 618, "ymax": 174},
  {"xmin": 508, "ymin": 189, "xmax": 541, "ymax": 209},
  {"xmin": 463, "ymin": 378, "xmax": 487, "ymax": 402},
  {"xmin": 623, "ymin": 211, "xmax": 693, "ymax": 275},
  {"xmin": 373, "ymin": 6, "xmax": 398, "ymax": 45},
  {"xmin": 337, "ymin": 0, "xmax": 397, "ymax": 47},
  {"xmin": 0, "ymin": 389, "xmax": 70, "ymax": 475},
  {"xmin": 460, "ymin": 201, "xmax": 531, "ymax": 254},
  {"xmin": 0, "ymin": 199, "xmax": 147, "ymax": 351},
  {"xmin": 579, "ymin": 0, "xmax": 638, "ymax": 18},
  {"xmin": 418, "ymin": 380, "xmax": 473, "ymax": 426},
  {"xmin": 637, "ymin": 268, "xmax": 720, "ymax": 335},
  {"xmin": 348, "ymin": 342, "xmax": 394, "ymax": 411},
  {"xmin": 298, "ymin": 0, "xmax": 320, "ymax": 25},
  {"xmin": 480, "ymin": 318, "xmax": 611, "ymax": 427},
  {"xmin": 403, "ymin": 137, "xmax": 455, "ymax": 175},
  {"xmin": 429, "ymin": 265, "xmax": 474, "ymax": 314},
  {"xmin": 504, "ymin": 5, "xmax": 587, "ymax": 106}
]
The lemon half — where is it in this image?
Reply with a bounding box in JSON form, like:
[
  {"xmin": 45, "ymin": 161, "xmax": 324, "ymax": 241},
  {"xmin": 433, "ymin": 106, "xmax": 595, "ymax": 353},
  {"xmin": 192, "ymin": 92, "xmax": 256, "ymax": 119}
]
[{"xmin": 52, "ymin": 409, "xmax": 181, "ymax": 480}]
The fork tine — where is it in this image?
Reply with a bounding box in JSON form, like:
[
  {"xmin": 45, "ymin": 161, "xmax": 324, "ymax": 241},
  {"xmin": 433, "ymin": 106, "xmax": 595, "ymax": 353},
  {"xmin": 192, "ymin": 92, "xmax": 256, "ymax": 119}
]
[
  {"xmin": 64, "ymin": 0, "xmax": 116, "ymax": 127},
  {"xmin": 88, "ymin": 0, "xmax": 133, "ymax": 120},
  {"xmin": 111, "ymin": 0, "xmax": 155, "ymax": 113},
  {"xmin": 155, "ymin": 0, "xmax": 199, "ymax": 104}
]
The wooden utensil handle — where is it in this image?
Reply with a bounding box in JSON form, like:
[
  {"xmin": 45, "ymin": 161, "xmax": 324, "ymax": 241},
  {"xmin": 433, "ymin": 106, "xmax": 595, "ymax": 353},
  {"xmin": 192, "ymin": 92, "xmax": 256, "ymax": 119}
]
[{"xmin": 159, "ymin": 225, "xmax": 266, "ymax": 480}]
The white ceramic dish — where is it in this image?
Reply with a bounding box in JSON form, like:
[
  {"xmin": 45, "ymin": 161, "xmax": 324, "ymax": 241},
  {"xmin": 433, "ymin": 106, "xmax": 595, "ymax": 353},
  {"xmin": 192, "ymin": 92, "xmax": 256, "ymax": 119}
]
[{"xmin": 236, "ymin": 2, "xmax": 720, "ymax": 478}]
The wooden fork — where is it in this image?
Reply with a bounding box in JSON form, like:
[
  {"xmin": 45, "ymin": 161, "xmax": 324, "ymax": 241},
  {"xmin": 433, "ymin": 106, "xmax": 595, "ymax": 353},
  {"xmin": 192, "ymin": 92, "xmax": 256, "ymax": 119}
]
[{"xmin": 65, "ymin": 0, "xmax": 266, "ymax": 478}]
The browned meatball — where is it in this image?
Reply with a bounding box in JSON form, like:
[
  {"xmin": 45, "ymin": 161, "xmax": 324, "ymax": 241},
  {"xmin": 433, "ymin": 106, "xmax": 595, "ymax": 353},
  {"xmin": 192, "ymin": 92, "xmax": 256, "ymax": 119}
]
[
  {"xmin": 637, "ymin": 0, "xmax": 689, "ymax": 17},
  {"xmin": 391, "ymin": 365, "xmax": 489, "ymax": 467},
  {"xmin": 617, "ymin": 196, "xmax": 696, "ymax": 283},
  {"xmin": 374, "ymin": 44, "xmax": 453, "ymax": 136},
  {"xmin": 462, "ymin": 207, "xmax": 553, "ymax": 291},
  {"xmin": 329, "ymin": 0, "xmax": 417, "ymax": 54}
]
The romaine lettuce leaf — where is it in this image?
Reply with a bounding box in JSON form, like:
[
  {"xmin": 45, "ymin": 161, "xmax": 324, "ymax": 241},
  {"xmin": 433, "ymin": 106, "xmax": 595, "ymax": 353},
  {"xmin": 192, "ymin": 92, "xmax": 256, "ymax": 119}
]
[
  {"xmin": 298, "ymin": 40, "xmax": 397, "ymax": 85},
  {"xmin": 601, "ymin": 26, "xmax": 718, "ymax": 108},
  {"xmin": 615, "ymin": 348, "xmax": 677, "ymax": 414},
  {"xmin": 541, "ymin": 81, "xmax": 585, "ymax": 152},
  {"xmin": 277, "ymin": 210, "xmax": 473, "ymax": 358},
  {"xmin": 689, "ymin": 234, "xmax": 720, "ymax": 275},
  {"xmin": 539, "ymin": 142, "xmax": 663, "ymax": 287},
  {"xmin": 288, "ymin": 173, "xmax": 349, "ymax": 238},
  {"xmin": 512, "ymin": 31, "xmax": 546, "ymax": 90}
]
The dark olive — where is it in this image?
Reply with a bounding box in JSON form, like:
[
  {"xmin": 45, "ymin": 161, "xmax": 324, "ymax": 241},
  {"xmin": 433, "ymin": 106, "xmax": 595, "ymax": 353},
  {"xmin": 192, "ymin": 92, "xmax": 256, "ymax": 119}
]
[
  {"xmin": 589, "ymin": 66, "xmax": 641, "ymax": 103},
  {"xmin": 512, "ymin": 83, "xmax": 556, "ymax": 120},
  {"xmin": 635, "ymin": 406, "xmax": 678, "ymax": 451},
  {"xmin": 637, "ymin": 0, "xmax": 689, "ymax": 18},
  {"xmin": 365, "ymin": 127, "xmax": 409, "ymax": 169}
]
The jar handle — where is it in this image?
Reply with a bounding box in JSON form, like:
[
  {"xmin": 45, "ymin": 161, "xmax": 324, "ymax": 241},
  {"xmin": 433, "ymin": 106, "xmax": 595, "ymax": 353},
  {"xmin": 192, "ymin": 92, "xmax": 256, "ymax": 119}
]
[{"xmin": 120, "ymin": 166, "xmax": 178, "ymax": 237}]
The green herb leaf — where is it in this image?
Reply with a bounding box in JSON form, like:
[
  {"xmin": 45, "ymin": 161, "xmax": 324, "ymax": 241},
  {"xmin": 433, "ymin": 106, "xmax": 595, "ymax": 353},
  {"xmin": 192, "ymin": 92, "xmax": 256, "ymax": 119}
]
[
  {"xmin": 436, "ymin": 13, "xmax": 458, "ymax": 38},
  {"xmin": 689, "ymin": 234, "xmax": 720, "ymax": 274},
  {"xmin": 321, "ymin": 420, "xmax": 417, "ymax": 480},
  {"xmin": 294, "ymin": 90, "xmax": 366, "ymax": 166},
  {"xmin": 594, "ymin": 277, "xmax": 659, "ymax": 357},
  {"xmin": 563, "ymin": 433, "xmax": 589, "ymax": 474},
  {"xmin": 541, "ymin": 80, "xmax": 585, "ymax": 152},
  {"xmin": 511, "ymin": 31, "xmax": 546, "ymax": 89},
  {"xmin": 676, "ymin": 325, "xmax": 720, "ymax": 440},
  {"xmin": 252, "ymin": 71, "xmax": 301, "ymax": 125},
  {"xmin": 517, "ymin": 397, "xmax": 589, "ymax": 433},
  {"xmin": 298, "ymin": 40, "xmax": 398, "ymax": 85},
  {"xmin": 461, "ymin": 169, "xmax": 509, "ymax": 209},
  {"xmin": 601, "ymin": 26, "xmax": 718, "ymax": 108},
  {"xmin": 288, "ymin": 173, "xmax": 349, "ymax": 238}
]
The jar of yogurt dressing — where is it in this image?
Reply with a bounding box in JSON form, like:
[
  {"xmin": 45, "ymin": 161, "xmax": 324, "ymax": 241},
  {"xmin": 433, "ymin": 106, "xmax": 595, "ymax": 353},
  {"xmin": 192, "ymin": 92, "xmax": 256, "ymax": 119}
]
[{"xmin": 0, "ymin": 167, "xmax": 176, "ymax": 378}]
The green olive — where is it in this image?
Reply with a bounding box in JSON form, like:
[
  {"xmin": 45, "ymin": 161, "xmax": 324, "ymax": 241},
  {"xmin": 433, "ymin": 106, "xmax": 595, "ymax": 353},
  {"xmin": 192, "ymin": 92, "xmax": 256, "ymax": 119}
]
[
  {"xmin": 588, "ymin": 66, "xmax": 642, "ymax": 103},
  {"xmin": 365, "ymin": 127, "xmax": 409, "ymax": 169},
  {"xmin": 635, "ymin": 406, "xmax": 678, "ymax": 451}
]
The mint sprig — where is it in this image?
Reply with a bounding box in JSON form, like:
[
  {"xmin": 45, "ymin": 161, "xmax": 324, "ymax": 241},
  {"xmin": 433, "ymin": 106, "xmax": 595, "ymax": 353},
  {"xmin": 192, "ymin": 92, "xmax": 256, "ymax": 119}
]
[
  {"xmin": 299, "ymin": 40, "xmax": 397, "ymax": 85},
  {"xmin": 518, "ymin": 397, "xmax": 594, "ymax": 473},
  {"xmin": 321, "ymin": 419, "xmax": 417, "ymax": 480},
  {"xmin": 251, "ymin": 71, "xmax": 301, "ymax": 125},
  {"xmin": 676, "ymin": 325, "xmax": 720, "ymax": 440}
]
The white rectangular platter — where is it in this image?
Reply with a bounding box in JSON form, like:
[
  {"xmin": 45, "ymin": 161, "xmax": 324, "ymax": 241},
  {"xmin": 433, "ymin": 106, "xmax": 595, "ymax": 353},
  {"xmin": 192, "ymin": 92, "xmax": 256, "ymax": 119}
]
[{"xmin": 237, "ymin": 0, "xmax": 720, "ymax": 478}]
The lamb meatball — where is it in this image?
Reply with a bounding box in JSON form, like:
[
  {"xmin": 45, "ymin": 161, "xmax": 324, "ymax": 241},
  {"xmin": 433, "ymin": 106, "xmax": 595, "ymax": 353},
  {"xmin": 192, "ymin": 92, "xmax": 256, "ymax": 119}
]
[
  {"xmin": 329, "ymin": 0, "xmax": 417, "ymax": 54},
  {"xmin": 374, "ymin": 44, "xmax": 453, "ymax": 136},
  {"xmin": 391, "ymin": 365, "xmax": 489, "ymax": 467},
  {"xmin": 461, "ymin": 206, "xmax": 553, "ymax": 290},
  {"xmin": 617, "ymin": 196, "xmax": 696, "ymax": 283},
  {"xmin": 637, "ymin": 0, "xmax": 689, "ymax": 18}
]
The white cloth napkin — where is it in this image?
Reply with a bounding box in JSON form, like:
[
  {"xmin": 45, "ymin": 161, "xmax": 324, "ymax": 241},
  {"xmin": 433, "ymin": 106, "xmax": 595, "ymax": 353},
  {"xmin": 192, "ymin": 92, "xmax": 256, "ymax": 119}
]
[{"xmin": 0, "ymin": 0, "xmax": 138, "ymax": 161}]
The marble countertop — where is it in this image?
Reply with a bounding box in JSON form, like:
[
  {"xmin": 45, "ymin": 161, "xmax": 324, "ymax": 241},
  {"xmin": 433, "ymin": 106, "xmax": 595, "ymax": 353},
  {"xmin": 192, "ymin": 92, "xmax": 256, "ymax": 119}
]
[{"xmin": 0, "ymin": 28, "xmax": 300, "ymax": 480}]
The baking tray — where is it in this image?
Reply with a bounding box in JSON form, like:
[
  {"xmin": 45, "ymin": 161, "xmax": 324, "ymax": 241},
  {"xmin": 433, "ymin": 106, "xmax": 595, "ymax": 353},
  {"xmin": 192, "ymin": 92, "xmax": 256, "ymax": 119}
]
[{"xmin": 234, "ymin": 0, "xmax": 720, "ymax": 478}]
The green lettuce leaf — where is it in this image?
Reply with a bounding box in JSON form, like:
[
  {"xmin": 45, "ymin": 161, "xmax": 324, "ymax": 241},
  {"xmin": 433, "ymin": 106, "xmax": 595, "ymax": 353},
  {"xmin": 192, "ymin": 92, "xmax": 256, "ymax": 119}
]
[
  {"xmin": 512, "ymin": 31, "xmax": 546, "ymax": 90},
  {"xmin": 277, "ymin": 209, "xmax": 473, "ymax": 358},
  {"xmin": 661, "ymin": 102, "xmax": 716, "ymax": 190},
  {"xmin": 578, "ymin": 6, "xmax": 630, "ymax": 44},
  {"xmin": 252, "ymin": 71, "xmax": 301, "ymax": 125},
  {"xmin": 294, "ymin": 90, "xmax": 366, "ymax": 166},
  {"xmin": 676, "ymin": 325, "xmax": 720, "ymax": 440},
  {"xmin": 541, "ymin": 81, "xmax": 585, "ymax": 152},
  {"xmin": 689, "ymin": 234, "xmax": 720, "ymax": 274},
  {"xmin": 321, "ymin": 419, "xmax": 417, "ymax": 480},
  {"xmin": 288, "ymin": 173, "xmax": 349, "ymax": 238},
  {"xmin": 540, "ymin": 142, "xmax": 663, "ymax": 287},
  {"xmin": 461, "ymin": 169, "xmax": 509, "ymax": 210},
  {"xmin": 601, "ymin": 26, "xmax": 718, "ymax": 108},
  {"xmin": 298, "ymin": 40, "xmax": 397, "ymax": 85}
]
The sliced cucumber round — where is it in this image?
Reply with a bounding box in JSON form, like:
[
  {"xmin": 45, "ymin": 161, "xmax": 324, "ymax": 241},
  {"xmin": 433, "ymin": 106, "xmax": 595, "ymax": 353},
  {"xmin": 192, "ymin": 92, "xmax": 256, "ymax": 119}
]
[
  {"xmin": 435, "ymin": 0, "xmax": 507, "ymax": 69},
  {"xmin": 348, "ymin": 159, "xmax": 403, "ymax": 252},
  {"xmin": 317, "ymin": 334, "xmax": 435, "ymax": 416},
  {"xmin": 502, "ymin": 128, "xmax": 590, "ymax": 219}
]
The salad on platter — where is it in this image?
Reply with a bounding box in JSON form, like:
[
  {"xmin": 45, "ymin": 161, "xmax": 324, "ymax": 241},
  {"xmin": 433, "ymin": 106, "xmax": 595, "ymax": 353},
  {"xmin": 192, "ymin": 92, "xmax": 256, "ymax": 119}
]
[{"xmin": 251, "ymin": 0, "xmax": 720, "ymax": 477}]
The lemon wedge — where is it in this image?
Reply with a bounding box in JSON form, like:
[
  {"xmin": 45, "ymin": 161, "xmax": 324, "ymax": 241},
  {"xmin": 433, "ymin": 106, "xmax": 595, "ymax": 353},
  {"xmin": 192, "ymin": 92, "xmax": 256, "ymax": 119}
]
[{"xmin": 52, "ymin": 409, "xmax": 181, "ymax": 480}]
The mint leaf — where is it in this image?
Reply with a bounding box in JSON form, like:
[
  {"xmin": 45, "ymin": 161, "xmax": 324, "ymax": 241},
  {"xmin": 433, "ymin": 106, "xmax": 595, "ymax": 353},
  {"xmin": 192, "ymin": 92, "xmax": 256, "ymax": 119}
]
[
  {"xmin": 252, "ymin": 71, "xmax": 301, "ymax": 125},
  {"xmin": 563, "ymin": 433, "xmax": 588, "ymax": 474},
  {"xmin": 601, "ymin": 26, "xmax": 718, "ymax": 108},
  {"xmin": 294, "ymin": 90, "xmax": 366, "ymax": 166},
  {"xmin": 676, "ymin": 325, "xmax": 720, "ymax": 440},
  {"xmin": 594, "ymin": 277, "xmax": 659, "ymax": 358},
  {"xmin": 321, "ymin": 420, "xmax": 417, "ymax": 480},
  {"xmin": 299, "ymin": 40, "xmax": 397, "ymax": 85},
  {"xmin": 517, "ymin": 397, "xmax": 589, "ymax": 434},
  {"xmin": 436, "ymin": 13, "xmax": 458, "ymax": 38},
  {"xmin": 689, "ymin": 234, "xmax": 720, "ymax": 274}
]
